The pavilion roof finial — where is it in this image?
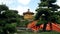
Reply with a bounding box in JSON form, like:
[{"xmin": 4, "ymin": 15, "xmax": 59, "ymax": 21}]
[
  {"xmin": 28, "ymin": 9, "xmax": 30, "ymax": 12},
  {"xmin": 23, "ymin": 9, "xmax": 34, "ymax": 15}
]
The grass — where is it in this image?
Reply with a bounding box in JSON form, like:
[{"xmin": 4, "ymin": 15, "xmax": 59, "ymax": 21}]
[{"xmin": 16, "ymin": 30, "xmax": 60, "ymax": 34}]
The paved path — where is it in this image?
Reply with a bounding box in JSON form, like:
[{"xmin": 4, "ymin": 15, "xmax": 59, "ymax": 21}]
[{"xmin": 17, "ymin": 27, "xmax": 27, "ymax": 31}]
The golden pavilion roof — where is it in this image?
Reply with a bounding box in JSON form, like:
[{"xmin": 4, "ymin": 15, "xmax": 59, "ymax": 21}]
[{"xmin": 23, "ymin": 9, "xmax": 34, "ymax": 15}]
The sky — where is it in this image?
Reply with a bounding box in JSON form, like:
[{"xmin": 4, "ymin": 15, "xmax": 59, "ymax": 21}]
[{"xmin": 0, "ymin": 0, "xmax": 60, "ymax": 15}]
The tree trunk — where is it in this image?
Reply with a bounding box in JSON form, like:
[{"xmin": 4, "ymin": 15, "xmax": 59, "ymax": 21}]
[
  {"xmin": 43, "ymin": 23, "xmax": 47, "ymax": 31},
  {"xmin": 50, "ymin": 23, "xmax": 52, "ymax": 31}
]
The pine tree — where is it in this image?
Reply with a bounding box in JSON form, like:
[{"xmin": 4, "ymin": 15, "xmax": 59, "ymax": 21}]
[
  {"xmin": 35, "ymin": 0, "xmax": 60, "ymax": 31},
  {"xmin": 0, "ymin": 4, "xmax": 20, "ymax": 34}
]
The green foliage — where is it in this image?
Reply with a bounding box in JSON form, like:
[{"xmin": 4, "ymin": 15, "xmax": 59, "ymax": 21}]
[
  {"xmin": 41, "ymin": 0, "xmax": 56, "ymax": 3},
  {"xmin": 5, "ymin": 23, "xmax": 17, "ymax": 33},
  {"xmin": 0, "ymin": 5, "xmax": 9, "ymax": 11},
  {"xmin": 0, "ymin": 4, "xmax": 20, "ymax": 34},
  {"xmin": 36, "ymin": 18, "xmax": 47, "ymax": 26},
  {"xmin": 35, "ymin": 0, "xmax": 60, "ymax": 24},
  {"xmin": 47, "ymin": 0, "xmax": 56, "ymax": 3},
  {"xmin": 19, "ymin": 20, "xmax": 29, "ymax": 26},
  {"xmin": 35, "ymin": 0, "xmax": 60, "ymax": 31}
]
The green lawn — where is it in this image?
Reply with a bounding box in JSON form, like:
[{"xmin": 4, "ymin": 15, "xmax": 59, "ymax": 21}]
[{"xmin": 16, "ymin": 31, "xmax": 60, "ymax": 34}]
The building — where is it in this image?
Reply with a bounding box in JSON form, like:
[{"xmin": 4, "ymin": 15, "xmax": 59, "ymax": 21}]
[{"xmin": 23, "ymin": 9, "xmax": 34, "ymax": 21}]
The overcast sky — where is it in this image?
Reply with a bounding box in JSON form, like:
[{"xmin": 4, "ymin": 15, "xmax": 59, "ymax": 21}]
[{"xmin": 0, "ymin": 0, "xmax": 60, "ymax": 15}]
